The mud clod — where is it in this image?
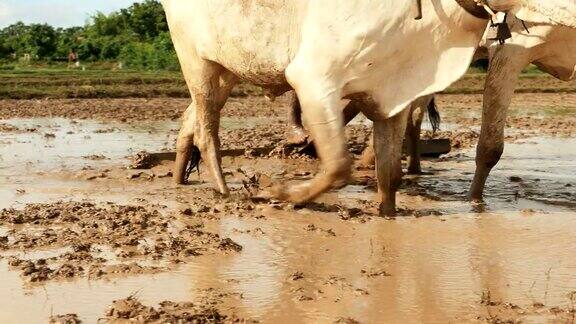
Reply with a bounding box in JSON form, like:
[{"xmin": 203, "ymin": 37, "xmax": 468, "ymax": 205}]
[
  {"xmin": 83, "ymin": 154, "xmax": 108, "ymax": 161},
  {"xmin": 361, "ymin": 269, "xmax": 392, "ymax": 278},
  {"xmin": 104, "ymin": 296, "xmax": 238, "ymax": 323},
  {"xmin": 290, "ymin": 272, "xmax": 305, "ymax": 281},
  {"xmin": 0, "ymin": 123, "xmax": 20, "ymax": 133},
  {"xmin": 218, "ymin": 238, "xmax": 243, "ymax": 253},
  {"xmin": 49, "ymin": 314, "xmax": 82, "ymax": 324},
  {"xmin": 130, "ymin": 151, "xmax": 159, "ymax": 169},
  {"xmin": 0, "ymin": 202, "xmax": 242, "ymax": 283},
  {"xmin": 509, "ymin": 176, "xmax": 523, "ymax": 183},
  {"xmin": 335, "ymin": 318, "xmax": 360, "ymax": 324}
]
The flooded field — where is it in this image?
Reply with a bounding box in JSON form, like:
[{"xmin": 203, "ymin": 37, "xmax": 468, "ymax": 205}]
[{"xmin": 1, "ymin": 91, "xmax": 575, "ymax": 323}]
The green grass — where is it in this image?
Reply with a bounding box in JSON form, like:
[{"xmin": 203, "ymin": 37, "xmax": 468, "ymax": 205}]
[
  {"xmin": 0, "ymin": 69, "xmax": 186, "ymax": 99},
  {"xmin": 0, "ymin": 66, "xmax": 573, "ymax": 100}
]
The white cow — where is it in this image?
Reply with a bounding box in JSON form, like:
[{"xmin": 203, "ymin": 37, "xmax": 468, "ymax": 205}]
[
  {"xmin": 471, "ymin": 16, "xmax": 576, "ymax": 201},
  {"xmin": 356, "ymin": 16, "xmax": 576, "ymax": 203},
  {"xmin": 163, "ymin": 0, "xmax": 576, "ymax": 216}
]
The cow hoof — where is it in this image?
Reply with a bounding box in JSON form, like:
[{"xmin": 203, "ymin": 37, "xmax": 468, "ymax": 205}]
[
  {"xmin": 378, "ymin": 203, "xmax": 396, "ymax": 217},
  {"xmin": 268, "ymin": 183, "xmax": 311, "ymax": 204},
  {"xmin": 470, "ymin": 194, "xmax": 485, "ymax": 205},
  {"xmin": 357, "ymin": 145, "xmax": 375, "ymax": 168},
  {"xmin": 218, "ymin": 188, "xmax": 231, "ymax": 197},
  {"xmin": 286, "ymin": 127, "xmax": 308, "ymax": 145},
  {"xmin": 407, "ymin": 168, "xmax": 423, "ymax": 175},
  {"xmin": 470, "ymin": 198, "xmax": 487, "ymax": 213}
]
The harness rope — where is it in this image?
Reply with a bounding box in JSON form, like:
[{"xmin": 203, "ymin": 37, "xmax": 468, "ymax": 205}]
[{"xmin": 414, "ymin": 0, "xmax": 520, "ymax": 44}]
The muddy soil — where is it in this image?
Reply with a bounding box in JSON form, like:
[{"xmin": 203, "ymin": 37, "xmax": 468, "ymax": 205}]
[
  {"xmin": 1, "ymin": 90, "xmax": 575, "ymax": 323},
  {"xmin": 0, "ymin": 96, "xmax": 286, "ymax": 121},
  {"xmin": 0, "ymin": 201, "xmax": 242, "ymax": 283}
]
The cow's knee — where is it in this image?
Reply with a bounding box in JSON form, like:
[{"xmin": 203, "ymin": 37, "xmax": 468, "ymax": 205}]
[{"xmin": 476, "ymin": 143, "xmax": 504, "ymax": 170}]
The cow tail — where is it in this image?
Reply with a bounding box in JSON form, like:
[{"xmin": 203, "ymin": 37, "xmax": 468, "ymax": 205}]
[{"xmin": 427, "ymin": 97, "xmax": 441, "ymax": 134}]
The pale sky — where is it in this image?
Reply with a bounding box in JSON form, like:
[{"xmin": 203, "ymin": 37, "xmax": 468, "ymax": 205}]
[{"xmin": 0, "ymin": 0, "xmax": 144, "ymax": 28}]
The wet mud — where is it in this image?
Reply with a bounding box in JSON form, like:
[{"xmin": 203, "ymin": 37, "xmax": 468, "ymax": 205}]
[
  {"xmin": 1, "ymin": 90, "xmax": 575, "ymax": 323},
  {"xmin": 0, "ymin": 201, "xmax": 242, "ymax": 284}
]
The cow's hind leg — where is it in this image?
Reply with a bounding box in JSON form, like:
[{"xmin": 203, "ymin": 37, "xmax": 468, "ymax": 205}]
[
  {"xmin": 271, "ymin": 85, "xmax": 351, "ymax": 203},
  {"xmin": 373, "ymin": 109, "xmax": 410, "ymax": 216},
  {"xmin": 286, "ymin": 92, "xmax": 309, "ymax": 145},
  {"xmin": 174, "ymin": 59, "xmax": 237, "ymax": 196},
  {"xmin": 406, "ymin": 95, "xmax": 433, "ymax": 174}
]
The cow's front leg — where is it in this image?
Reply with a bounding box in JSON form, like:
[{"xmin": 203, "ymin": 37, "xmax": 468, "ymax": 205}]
[
  {"xmin": 470, "ymin": 46, "xmax": 527, "ymax": 202},
  {"xmin": 373, "ymin": 109, "xmax": 410, "ymax": 216},
  {"xmin": 271, "ymin": 90, "xmax": 351, "ymax": 204}
]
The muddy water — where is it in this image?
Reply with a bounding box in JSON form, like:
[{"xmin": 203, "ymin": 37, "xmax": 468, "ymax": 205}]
[
  {"xmin": 417, "ymin": 137, "xmax": 576, "ymax": 209},
  {"xmin": 1, "ymin": 118, "xmax": 576, "ymax": 323}
]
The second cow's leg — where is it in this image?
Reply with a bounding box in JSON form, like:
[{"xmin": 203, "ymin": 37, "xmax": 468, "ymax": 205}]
[
  {"xmin": 405, "ymin": 96, "xmax": 432, "ymax": 174},
  {"xmin": 288, "ymin": 94, "xmax": 365, "ymax": 146},
  {"xmin": 373, "ymin": 109, "xmax": 410, "ymax": 216},
  {"xmin": 470, "ymin": 46, "xmax": 527, "ymax": 202},
  {"xmin": 286, "ymin": 92, "xmax": 308, "ymax": 145}
]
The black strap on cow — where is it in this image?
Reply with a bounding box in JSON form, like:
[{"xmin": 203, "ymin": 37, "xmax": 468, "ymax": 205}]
[
  {"xmin": 414, "ymin": 0, "xmax": 423, "ymax": 20},
  {"xmin": 455, "ymin": 0, "xmax": 491, "ymax": 19},
  {"xmin": 416, "ymin": 0, "xmax": 492, "ymax": 20},
  {"xmin": 488, "ymin": 13, "xmax": 513, "ymax": 44},
  {"xmin": 520, "ymin": 19, "xmax": 531, "ymax": 34},
  {"xmin": 414, "ymin": 0, "xmax": 514, "ymax": 45}
]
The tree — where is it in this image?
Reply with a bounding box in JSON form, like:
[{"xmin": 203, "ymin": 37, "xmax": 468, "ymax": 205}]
[
  {"xmin": 25, "ymin": 24, "xmax": 58, "ymax": 57},
  {"xmin": 0, "ymin": 22, "xmax": 58, "ymax": 58},
  {"xmin": 121, "ymin": 0, "xmax": 168, "ymax": 40},
  {"xmin": 0, "ymin": 0, "xmax": 178, "ymax": 69},
  {"xmin": 55, "ymin": 27, "xmax": 85, "ymax": 57},
  {"xmin": 0, "ymin": 22, "xmax": 30, "ymax": 56}
]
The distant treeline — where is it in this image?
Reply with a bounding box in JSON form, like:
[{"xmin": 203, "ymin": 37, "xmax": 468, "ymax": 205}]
[{"xmin": 0, "ymin": 0, "xmax": 179, "ymax": 70}]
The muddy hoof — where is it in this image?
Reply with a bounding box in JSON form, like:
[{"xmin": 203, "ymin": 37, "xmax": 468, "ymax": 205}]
[
  {"xmin": 286, "ymin": 127, "xmax": 308, "ymax": 145},
  {"xmin": 357, "ymin": 156, "xmax": 375, "ymax": 170},
  {"xmin": 217, "ymin": 187, "xmax": 231, "ymax": 197},
  {"xmin": 267, "ymin": 183, "xmax": 311, "ymax": 205},
  {"xmin": 407, "ymin": 168, "xmax": 423, "ymax": 175},
  {"xmin": 470, "ymin": 198, "xmax": 487, "ymax": 213},
  {"xmin": 378, "ymin": 203, "xmax": 396, "ymax": 217},
  {"xmin": 470, "ymin": 194, "xmax": 485, "ymax": 204}
]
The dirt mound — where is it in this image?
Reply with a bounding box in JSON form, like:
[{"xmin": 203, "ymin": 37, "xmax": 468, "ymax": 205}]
[
  {"xmin": 49, "ymin": 314, "xmax": 82, "ymax": 324},
  {"xmin": 0, "ymin": 97, "xmax": 287, "ymax": 121},
  {"xmin": 0, "ymin": 202, "xmax": 242, "ymax": 283},
  {"xmin": 0, "ymin": 122, "xmax": 37, "ymax": 133},
  {"xmin": 103, "ymin": 296, "xmax": 244, "ymax": 323}
]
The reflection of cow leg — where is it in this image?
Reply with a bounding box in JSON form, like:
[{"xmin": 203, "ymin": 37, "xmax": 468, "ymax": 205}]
[
  {"xmin": 470, "ymin": 46, "xmax": 528, "ymax": 202},
  {"xmin": 373, "ymin": 109, "xmax": 410, "ymax": 216}
]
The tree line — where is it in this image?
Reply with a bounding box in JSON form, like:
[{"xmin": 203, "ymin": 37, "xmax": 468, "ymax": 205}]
[{"xmin": 0, "ymin": 0, "xmax": 179, "ymax": 70}]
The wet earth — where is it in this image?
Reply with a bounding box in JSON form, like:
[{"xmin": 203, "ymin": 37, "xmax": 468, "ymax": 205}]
[{"xmin": 0, "ymin": 93, "xmax": 575, "ymax": 323}]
